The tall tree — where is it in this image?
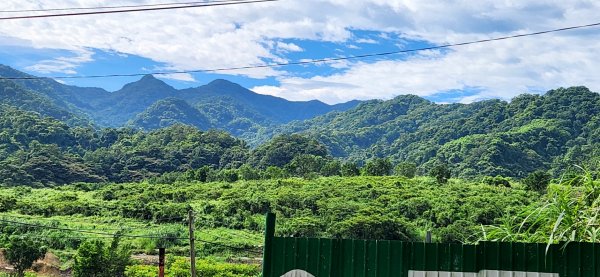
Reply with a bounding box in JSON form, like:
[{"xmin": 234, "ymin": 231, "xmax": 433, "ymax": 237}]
[
  {"xmin": 4, "ymin": 235, "xmax": 47, "ymax": 277},
  {"xmin": 363, "ymin": 158, "xmax": 393, "ymax": 176}
]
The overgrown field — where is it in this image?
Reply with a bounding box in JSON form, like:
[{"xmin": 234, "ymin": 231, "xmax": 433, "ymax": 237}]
[{"xmin": 2, "ymin": 173, "xmax": 598, "ymax": 276}]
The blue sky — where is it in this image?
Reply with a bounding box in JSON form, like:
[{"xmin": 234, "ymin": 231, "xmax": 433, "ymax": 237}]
[{"xmin": 1, "ymin": 1, "xmax": 599, "ymax": 104}]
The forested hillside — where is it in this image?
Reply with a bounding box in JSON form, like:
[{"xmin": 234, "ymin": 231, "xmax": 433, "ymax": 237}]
[
  {"xmin": 265, "ymin": 87, "xmax": 600, "ymax": 177},
  {"xmin": 0, "ymin": 104, "xmax": 336, "ymax": 186},
  {"xmin": 1, "ymin": 65, "xmax": 600, "ymax": 179}
]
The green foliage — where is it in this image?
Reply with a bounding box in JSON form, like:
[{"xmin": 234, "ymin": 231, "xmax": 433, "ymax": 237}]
[
  {"xmin": 485, "ymin": 168, "xmax": 600, "ymax": 244},
  {"xmin": 73, "ymin": 236, "xmax": 131, "ymax": 277},
  {"xmin": 250, "ymin": 134, "xmax": 328, "ymax": 168},
  {"xmin": 429, "ymin": 163, "xmax": 451, "ymax": 184},
  {"xmin": 320, "ymin": 160, "xmax": 342, "ymax": 177},
  {"xmin": 3, "ymin": 235, "xmax": 47, "ymax": 277},
  {"xmin": 523, "ymin": 170, "xmax": 552, "ymax": 192},
  {"xmin": 363, "ymin": 158, "xmax": 392, "ymax": 176},
  {"xmin": 124, "ymin": 257, "xmax": 260, "ymax": 277},
  {"xmin": 264, "ymin": 87, "xmax": 600, "ymax": 178},
  {"xmin": 340, "ymin": 162, "xmax": 360, "ymax": 177},
  {"xmin": 285, "ymin": 154, "xmax": 327, "ymax": 178},
  {"xmin": 0, "ymin": 176, "xmax": 534, "ymax": 248},
  {"xmin": 394, "ymin": 162, "xmax": 417, "ymax": 178},
  {"xmin": 481, "ymin": 175, "xmax": 511, "ymax": 187},
  {"xmin": 128, "ymin": 98, "xmax": 211, "ymax": 130}
]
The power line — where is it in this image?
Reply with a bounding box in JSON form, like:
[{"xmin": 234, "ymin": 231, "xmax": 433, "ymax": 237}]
[
  {"xmin": 0, "ymin": 0, "xmax": 278, "ymax": 20},
  {"xmin": 0, "ymin": 218, "xmax": 185, "ymax": 239},
  {"xmin": 1, "ymin": 21, "xmax": 599, "ymax": 81},
  {"xmin": 0, "ymin": 0, "xmax": 251, "ymax": 13},
  {"xmin": 1, "ymin": 213, "xmax": 163, "ymax": 231},
  {"xmin": 0, "ymin": 217, "xmax": 262, "ymax": 253}
]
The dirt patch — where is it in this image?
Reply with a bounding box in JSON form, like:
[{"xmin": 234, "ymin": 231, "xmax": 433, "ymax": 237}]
[
  {"xmin": 132, "ymin": 253, "xmax": 160, "ymax": 265},
  {"xmin": 0, "ymin": 250, "xmax": 70, "ymax": 277}
]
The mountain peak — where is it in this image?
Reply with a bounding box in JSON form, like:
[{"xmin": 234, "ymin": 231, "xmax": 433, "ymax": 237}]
[
  {"xmin": 118, "ymin": 74, "xmax": 175, "ymax": 93},
  {"xmin": 205, "ymin": 79, "xmax": 245, "ymax": 91},
  {"xmin": 141, "ymin": 74, "xmax": 158, "ymax": 81}
]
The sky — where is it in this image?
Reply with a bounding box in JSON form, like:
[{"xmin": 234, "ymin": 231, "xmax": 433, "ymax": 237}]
[{"xmin": 0, "ymin": 0, "xmax": 600, "ymax": 104}]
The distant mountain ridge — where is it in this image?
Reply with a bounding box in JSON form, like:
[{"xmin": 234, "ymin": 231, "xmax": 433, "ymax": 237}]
[{"xmin": 0, "ymin": 65, "xmax": 361, "ymax": 136}]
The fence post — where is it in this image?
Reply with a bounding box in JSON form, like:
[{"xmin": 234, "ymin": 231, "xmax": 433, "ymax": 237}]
[
  {"xmin": 262, "ymin": 212, "xmax": 276, "ymax": 277},
  {"xmin": 189, "ymin": 210, "xmax": 197, "ymax": 277},
  {"xmin": 158, "ymin": 248, "xmax": 165, "ymax": 277}
]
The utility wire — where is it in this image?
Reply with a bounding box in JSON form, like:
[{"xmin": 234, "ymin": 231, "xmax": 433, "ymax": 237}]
[
  {"xmin": 0, "ymin": 218, "xmax": 186, "ymax": 239},
  {"xmin": 0, "ymin": 0, "xmax": 251, "ymax": 13},
  {"xmin": 0, "ymin": 217, "xmax": 263, "ymax": 253},
  {"xmin": 1, "ymin": 21, "xmax": 599, "ymax": 81},
  {"xmin": 1, "ymin": 213, "xmax": 161, "ymax": 232},
  {"xmin": 0, "ymin": 0, "xmax": 278, "ymax": 20}
]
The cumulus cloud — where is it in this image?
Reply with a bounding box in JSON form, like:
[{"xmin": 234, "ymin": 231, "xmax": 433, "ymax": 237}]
[
  {"xmin": 255, "ymin": 32, "xmax": 600, "ymax": 104},
  {"xmin": 2, "ymin": 0, "xmax": 600, "ymax": 102}
]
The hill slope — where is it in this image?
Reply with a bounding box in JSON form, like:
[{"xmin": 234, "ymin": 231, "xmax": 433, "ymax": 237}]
[
  {"xmin": 266, "ymin": 87, "xmax": 600, "ymax": 177},
  {"xmin": 128, "ymin": 97, "xmax": 212, "ymax": 130}
]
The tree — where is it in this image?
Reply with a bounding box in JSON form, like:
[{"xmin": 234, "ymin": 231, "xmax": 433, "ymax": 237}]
[
  {"xmin": 285, "ymin": 154, "xmax": 326, "ymax": 177},
  {"xmin": 341, "ymin": 162, "xmax": 360, "ymax": 177},
  {"xmin": 4, "ymin": 235, "xmax": 47, "ymax": 277},
  {"xmin": 320, "ymin": 160, "xmax": 342, "ymax": 177},
  {"xmin": 482, "ymin": 175, "xmax": 511, "ymax": 187},
  {"xmin": 238, "ymin": 164, "xmax": 260, "ymax": 180},
  {"xmin": 394, "ymin": 162, "xmax": 417, "ymax": 178},
  {"xmin": 363, "ymin": 158, "xmax": 392, "ymax": 176},
  {"xmin": 523, "ymin": 170, "xmax": 552, "ymax": 192},
  {"xmin": 430, "ymin": 163, "xmax": 451, "ymax": 184},
  {"xmin": 250, "ymin": 134, "xmax": 328, "ymax": 168},
  {"xmin": 74, "ymin": 240, "xmax": 106, "ymax": 277},
  {"xmin": 74, "ymin": 236, "xmax": 131, "ymax": 277},
  {"xmin": 263, "ymin": 166, "xmax": 287, "ymax": 179}
]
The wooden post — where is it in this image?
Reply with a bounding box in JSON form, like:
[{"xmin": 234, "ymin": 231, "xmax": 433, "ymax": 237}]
[
  {"xmin": 158, "ymin": 248, "xmax": 165, "ymax": 277},
  {"xmin": 425, "ymin": 230, "xmax": 432, "ymax": 243},
  {"xmin": 189, "ymin": 210, "xmax": 197, "ymax": 277},
  {"xmin": 262, "ymin": 213, "xmax": 276, "ymax": 277}
]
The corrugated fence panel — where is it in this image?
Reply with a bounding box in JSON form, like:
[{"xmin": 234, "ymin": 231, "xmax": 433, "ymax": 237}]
[
  {"xmin": 268, "ymin": 239, "xmax": 600, "ymax": 277},
  {"xmin": 262, "ymin": 215, "xmax": 600, "ymax": 277}
]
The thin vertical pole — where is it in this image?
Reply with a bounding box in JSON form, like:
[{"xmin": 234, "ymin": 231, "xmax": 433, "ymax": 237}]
[
  {"xmin": 262, "ymin": 212, "xmax": 276, "ymax": 277},
  {"xmin": 425, "ymin": 230, "xmax": 432, "ymax": 243},
  {"xmin": 189, "ymin": 210, "xmax": 197, "ymax": 277},
  {"xmin": 158, "ymin": 248, "xmax": 165, "ymax": 277}
]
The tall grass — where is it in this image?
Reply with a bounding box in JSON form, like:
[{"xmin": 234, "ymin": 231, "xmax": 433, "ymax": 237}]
[{"xmin": 484, "ymin": 166, "xmax": 600, "ymax": 245}]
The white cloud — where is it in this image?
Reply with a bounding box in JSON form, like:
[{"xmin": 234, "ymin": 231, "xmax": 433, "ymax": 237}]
[
  {"xmin": 356, "ymin": 38, "xmax": 377, "ymax": 44},
  {"xmin": 275, "ymin": 42, "xmax": 303, "ymax": 53},
  {"xmin": 1, "ymin": 1, "xmax": 600, "ymax": 102},
  {"xmin": 157, "ymin": 73, "xmax": 196, "ymax": 82},
  {"xmin": 24, "ymin": 48, "xmax": 94, "ymax": 74},
  {"xmin": 254, "ymin": 33, "xmax": 600, "ymax": 104}
]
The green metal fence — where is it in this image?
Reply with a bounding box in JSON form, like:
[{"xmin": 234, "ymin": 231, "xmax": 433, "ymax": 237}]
[{"xmin": 261, "ymin": 213, "xmax": 600, "ymax": 277}]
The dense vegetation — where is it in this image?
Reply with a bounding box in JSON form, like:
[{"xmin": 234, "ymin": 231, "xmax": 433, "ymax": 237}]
[
  {"xmin": 2, "ymin": 170, "xmax": 598, "ymax": 276},
  {"xmin": 2, "ymin": 64, "xmax": 599, "ymax": 179},
  {"xmin": 1, "ymin": 64, "xmax": 600, "ymax": 276},
  {"xmin": 0, "ymin": 176, "xmax": 534, "ymax": 270},
  {"xmin": 0, "ymin": 106, "xmax": 256, "ymax": 186},
  {"xmin": 263, "ymin": 87, "xmax": 600, "ymax": 178}
]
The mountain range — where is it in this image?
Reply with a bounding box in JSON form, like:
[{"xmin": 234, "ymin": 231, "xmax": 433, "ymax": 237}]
[
  {"xmin": 0, "ymin": 65, "xmax": 360, "ymax": 142},
  {"xmin": 1, "ymin": 64, "xmax": 599, "ymax": 178}
]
